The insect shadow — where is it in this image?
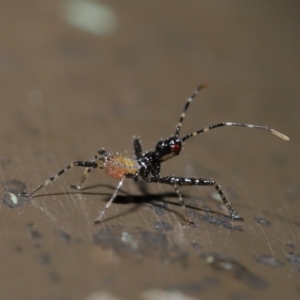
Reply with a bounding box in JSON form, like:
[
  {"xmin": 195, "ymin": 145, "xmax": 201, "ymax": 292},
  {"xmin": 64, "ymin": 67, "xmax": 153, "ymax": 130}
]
[{"xmin": 29, "ymin": 182, "xmax": 236, "ymax": 226}]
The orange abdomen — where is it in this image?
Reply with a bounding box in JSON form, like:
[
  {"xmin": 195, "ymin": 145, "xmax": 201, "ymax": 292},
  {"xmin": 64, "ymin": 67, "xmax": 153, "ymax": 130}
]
[{"xmin": 104, "ymin": 155, "xmax": 140, "ymax": 179}]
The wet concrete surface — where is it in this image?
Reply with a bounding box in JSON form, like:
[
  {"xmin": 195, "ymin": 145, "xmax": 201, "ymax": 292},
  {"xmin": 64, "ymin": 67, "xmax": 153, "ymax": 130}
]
[{"xmin": 0, "ymin": 1, "xmax": 299, "ymax": 299}]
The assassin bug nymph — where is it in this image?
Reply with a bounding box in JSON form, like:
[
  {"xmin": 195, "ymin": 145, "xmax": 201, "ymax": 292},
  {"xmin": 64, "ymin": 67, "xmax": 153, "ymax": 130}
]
[{"xmin": 19, "ymin": 85, "xmax": 289, "ymax": 225}]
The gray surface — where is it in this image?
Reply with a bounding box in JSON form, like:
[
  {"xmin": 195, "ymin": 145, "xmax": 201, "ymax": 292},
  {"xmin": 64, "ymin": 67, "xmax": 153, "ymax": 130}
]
[{"xmin": 0, "ymin": 1, "xmax": 299, "ymax": 300}]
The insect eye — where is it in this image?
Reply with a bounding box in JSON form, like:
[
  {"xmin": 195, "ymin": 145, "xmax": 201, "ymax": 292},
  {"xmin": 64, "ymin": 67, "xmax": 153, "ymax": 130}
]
[{"xmin": 170, "ymin": 143, "xmax": 181, "ymax": 154}]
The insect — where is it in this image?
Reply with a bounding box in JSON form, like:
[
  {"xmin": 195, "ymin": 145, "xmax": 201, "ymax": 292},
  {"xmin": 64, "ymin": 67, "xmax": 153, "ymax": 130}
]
[{"xmin": 19, "ymin": 85, "xmax": 289, "ymax": 225}]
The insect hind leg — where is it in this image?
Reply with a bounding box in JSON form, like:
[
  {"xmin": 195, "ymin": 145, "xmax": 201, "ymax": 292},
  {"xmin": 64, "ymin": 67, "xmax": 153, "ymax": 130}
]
[
  {"xmin": 148, "ymin": 175, "xmax": 242, "ymax": 222},
  {"xmin": 213, "ymin": 182, "xmax": 242, "ymax": 220}
]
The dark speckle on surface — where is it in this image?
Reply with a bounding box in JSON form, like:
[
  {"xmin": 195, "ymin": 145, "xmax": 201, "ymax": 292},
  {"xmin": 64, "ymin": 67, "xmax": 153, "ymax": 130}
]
[
  {"xmin": 167, "ymin": 277, "xmax": 220, "ymax": 295},
  {"xmin": 2, "ymin": 180, "xmax": 26, "ymax": 194},
  {"xmin": 0, "ymin": 158, "xmax": 12, "ymax": 169},
  {"xmin": 27, "ymin": 223, "xmax": 43, "ymax": 240},
  {"xmin": 37, "ymin": 252, "xmax": 51, "ymax": 265},
  {"xmin": 285, "ymin": 252, "xmax": 300, "ymax": 265},
  {"xmin": 253, "ymin": 217, "xmax": 271, "ymax": 227},
  {"xmin": 15, "ymin": 246, "xmax": 24, "ymax": 253},
  {"xmin": 153, "ymin": 220, "xmax": 173, "ymax": 230},
  {"xmin": 191, "ymin": 211, "xmax": 244, "ymax": 231},
  {"xmin": 56, "ymin": 230, "xmax": 72, "ymax": 243},
  {"xmin": 94, "ymin": 225, "xmax": 124, "ymax": 246},
  {"xmin": 2, "ymin": 180, "xmax": 29, "ymax": 208},
  {"xmin": 206, "ymin": 253, "xmax": 268, "ymax": 289},
  {"xmin": 285, "ymin": 242, "xmax": 295, "ymax": 249},
  {"xmin": 191, "ymin": 241, "xmax": 203, "ymax": 252},
  {"xmin": 93, "ymin": 225, "xmax": 192, "ymax": 267},
  {"xmin": 93, "ymin": 225, "xmax": 171, "ymax": 257},
  {"xmin": 30, "ymin": 230, "xmax": 43, "ymax": 239},
  {"xmin": 293, "ymin": 221, "xmax": 300, "ymax": 228},
  {"xmin": 140, "ymin": 230, "xmax": 169, "ymax": 250},
  {"xmin": 253, "ymin": 254, "xmax": 284, "ymax": 268},
  {"xmin": 47, "ymin": 270, "xmax": 61, "ymax": 284}
]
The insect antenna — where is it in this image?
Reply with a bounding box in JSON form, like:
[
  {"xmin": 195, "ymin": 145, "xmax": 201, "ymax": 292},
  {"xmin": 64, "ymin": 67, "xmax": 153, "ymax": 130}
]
[
  {"xmin": 175, "ymin": 85, "xmax": 208, "ymax": 138},
  {"xmin": 181, "ymin": 122, "xmax": 289, "ymax": 142}
]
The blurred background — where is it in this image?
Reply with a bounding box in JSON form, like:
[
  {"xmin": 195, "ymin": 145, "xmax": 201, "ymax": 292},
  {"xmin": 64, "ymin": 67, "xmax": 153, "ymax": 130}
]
[{"xmin": 0, "ymin": 1, "xmax": 299, "ymax": 300}]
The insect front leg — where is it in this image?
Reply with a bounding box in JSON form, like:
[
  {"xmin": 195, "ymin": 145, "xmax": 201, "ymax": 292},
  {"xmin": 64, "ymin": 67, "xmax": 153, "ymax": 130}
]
[
  {"xmin": 19, "ymin": 161, "xmax": 98, "ymax": 198},
  {"xmin": 148, "ymin": 176, "xmax": 241, "ymax": 223}
]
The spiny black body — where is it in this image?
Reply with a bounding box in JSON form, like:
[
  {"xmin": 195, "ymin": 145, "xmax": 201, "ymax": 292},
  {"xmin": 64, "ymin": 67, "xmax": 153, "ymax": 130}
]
[{"xmin": 19, "ymin": 85, "xmax": 289, "ymax": 225}]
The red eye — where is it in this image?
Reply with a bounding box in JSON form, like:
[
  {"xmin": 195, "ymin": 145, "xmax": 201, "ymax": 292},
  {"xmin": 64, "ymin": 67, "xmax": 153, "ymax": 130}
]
[{"xmin": 170, "ymin": 143, "xmax": 181, "ymax": 153}]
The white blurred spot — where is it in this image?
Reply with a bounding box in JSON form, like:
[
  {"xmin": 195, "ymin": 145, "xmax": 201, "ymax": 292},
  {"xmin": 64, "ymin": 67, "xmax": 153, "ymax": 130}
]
[
  {"xmin": 63, "ymin": 0, "xmax": 118, "ymax": 36},
  {"xmin": 9, "ymin": 193, "xmax": 18, "ymax": 205},
  {"xmin": 85, "ymin": 291, "xmax": 124, "ymax": 300},
  {"xmin": 142, "ymin": 289, "xmax": 200, "ymax": 300},
  {"xmin": 121, "ymin": 231, "xmax": 138, "ymax": 249}
]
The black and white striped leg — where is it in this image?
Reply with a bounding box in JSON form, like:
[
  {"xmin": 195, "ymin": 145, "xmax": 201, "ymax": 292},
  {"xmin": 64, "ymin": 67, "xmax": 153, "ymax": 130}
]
[
  {"xmin": 94, "ymin": 176, "xmax": 125, "ymax": 223},
  {"xmin": 147, "ymin": 176, "xmax": 241, "ymax": 221},
  {"xmin": 19, "ymin": 161, "xmax": 98, "ymax": 198},
  {"xmin": 213, "ymin": 183, "xmax": 241, "ymax": 220},
  {"xmin": 133, "ymin": 137, "xmax": 143, "ymax": 159}
]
